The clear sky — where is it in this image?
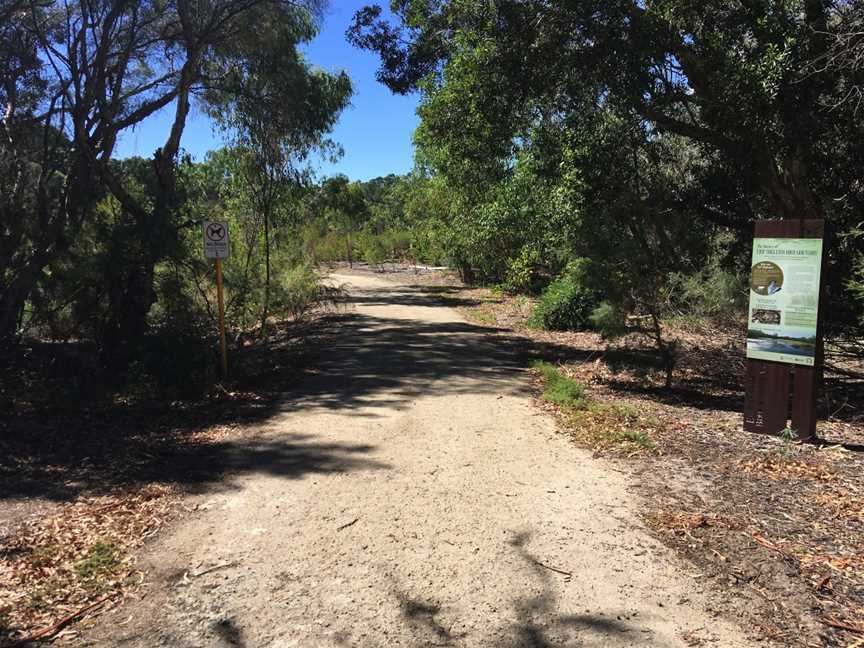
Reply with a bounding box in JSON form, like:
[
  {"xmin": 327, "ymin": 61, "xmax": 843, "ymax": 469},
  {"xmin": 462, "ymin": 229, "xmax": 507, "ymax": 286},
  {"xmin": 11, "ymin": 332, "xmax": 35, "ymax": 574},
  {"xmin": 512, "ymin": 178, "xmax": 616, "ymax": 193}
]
[{"xmin": 113, "ymin": 2, "xmax": 420, "ymax": 182}]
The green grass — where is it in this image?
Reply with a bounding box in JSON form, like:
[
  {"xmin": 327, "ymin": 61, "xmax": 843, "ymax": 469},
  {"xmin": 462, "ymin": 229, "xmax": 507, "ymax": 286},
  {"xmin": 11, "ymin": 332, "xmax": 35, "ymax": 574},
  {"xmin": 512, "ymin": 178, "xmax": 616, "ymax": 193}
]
[
  {"xmin": 532, "ymin": 361, "xmax": 586, "ymax": 409},
  {"xmin": 616, "ymin": 429, "xmax": 656, "ymax": 450},
  {"xmin": 75, "ymin": 541, "xmax": 120, "ymax": 581},
  {"xmin": 471, "ymin": 311, "xmax": 498, "ymax": 326},
  {"xmin": 532, "ymin": 361, "xmax": 658, "ymax": 453}
]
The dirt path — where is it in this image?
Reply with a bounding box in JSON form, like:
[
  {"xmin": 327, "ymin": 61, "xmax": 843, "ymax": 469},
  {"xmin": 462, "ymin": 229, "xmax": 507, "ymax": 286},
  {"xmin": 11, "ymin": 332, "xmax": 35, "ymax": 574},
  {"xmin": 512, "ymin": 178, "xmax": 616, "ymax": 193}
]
[{"xmin": 85, "ymin": 273, "xmax": 753, "ymax": 648}]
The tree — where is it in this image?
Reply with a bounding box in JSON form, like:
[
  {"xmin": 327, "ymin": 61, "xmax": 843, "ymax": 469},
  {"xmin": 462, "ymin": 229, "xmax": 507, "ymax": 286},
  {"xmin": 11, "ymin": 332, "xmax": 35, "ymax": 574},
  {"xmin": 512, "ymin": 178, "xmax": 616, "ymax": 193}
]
[
  {"xmin": 0, "ymin": 0, "xmax": 332, "ymax": 351},
  {"xmin": 351, "ymin": 1, "xmax": 846, "ymax": 220},
  {"xmin": 349, "ymin": 0, "xmax": 864, "ymax": 335},
  {"xmin": 310, "ymin": 176, "xmax": 370, "ymax": 266},
  {"xmin": 207, "ymin": 9, "xmax": 350, "ymax": 332}
]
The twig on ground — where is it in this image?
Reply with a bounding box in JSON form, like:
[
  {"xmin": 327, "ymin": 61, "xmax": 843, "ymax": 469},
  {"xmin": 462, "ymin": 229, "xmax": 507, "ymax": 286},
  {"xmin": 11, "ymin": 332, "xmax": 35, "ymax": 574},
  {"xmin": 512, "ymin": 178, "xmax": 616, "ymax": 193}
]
[
  {"xmin": 532, "ymin": 560, "xmax": 573, "ymax": 579},
  {"xmin": 191, "ymin": 561, "xmax": 238, "ymax": 578},
  {"xmin": 336, "ymin": 517, "xmax": 359, "ymax": 531},
  {"xmin": 10, "ymin": 594, "xmax": 116, "ymax": 647},
  {"xmin": 821, "ymin": 617, "xmax": 864, "ymax": 635}
]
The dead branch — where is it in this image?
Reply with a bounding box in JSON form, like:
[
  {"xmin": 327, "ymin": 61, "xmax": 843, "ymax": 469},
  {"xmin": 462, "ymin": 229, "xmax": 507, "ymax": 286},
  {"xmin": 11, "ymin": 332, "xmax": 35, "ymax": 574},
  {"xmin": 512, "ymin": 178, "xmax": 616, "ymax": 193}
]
[{"xmin": 10, "ymin": 594, "xmax": 116, "ymax": 647}]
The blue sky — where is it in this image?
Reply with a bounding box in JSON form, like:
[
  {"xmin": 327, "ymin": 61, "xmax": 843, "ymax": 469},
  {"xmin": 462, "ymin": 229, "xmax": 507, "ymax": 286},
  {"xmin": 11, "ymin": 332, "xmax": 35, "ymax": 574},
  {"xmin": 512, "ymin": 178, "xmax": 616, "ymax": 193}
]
[{"xmin": 113, "ymin": 2, "xmax": 420, "ymax": 182}]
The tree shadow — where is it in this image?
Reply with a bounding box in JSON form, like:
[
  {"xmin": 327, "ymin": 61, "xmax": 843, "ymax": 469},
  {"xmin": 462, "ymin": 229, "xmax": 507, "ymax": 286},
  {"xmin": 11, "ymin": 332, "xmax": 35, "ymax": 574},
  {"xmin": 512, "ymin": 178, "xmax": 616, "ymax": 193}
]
[
  {"xmin": 272, "ymin": 313, "xmax": 547, "ymax": 417},
  {"xmin": 344, "ymin": 283, "xmax": 485, "ymax": 309},
  {"xmin": 0, "ymin": 319, "xmax": 392, "ymax": 513},
  {"xmin": 213, "ymin": 616, "xmax": 247, "ymax": 647},
  {"xmin": 387, "ymin": 531, "xmax": 674, "ymax": 648},
  {"xmin": 1, "ymin": 430, "xmax": 387, "ymax": 503},
  {"xmin": 1, "ymin": 299, "xmax": 581, "ymax": 513}
]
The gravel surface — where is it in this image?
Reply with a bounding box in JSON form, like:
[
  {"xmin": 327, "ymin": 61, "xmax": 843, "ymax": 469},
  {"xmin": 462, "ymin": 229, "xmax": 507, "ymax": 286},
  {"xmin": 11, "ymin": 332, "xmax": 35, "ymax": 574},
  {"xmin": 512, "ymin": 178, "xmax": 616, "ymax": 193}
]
[{"xmin": 82, "ymin": 272, "xmax": 754, "ymax": 647}]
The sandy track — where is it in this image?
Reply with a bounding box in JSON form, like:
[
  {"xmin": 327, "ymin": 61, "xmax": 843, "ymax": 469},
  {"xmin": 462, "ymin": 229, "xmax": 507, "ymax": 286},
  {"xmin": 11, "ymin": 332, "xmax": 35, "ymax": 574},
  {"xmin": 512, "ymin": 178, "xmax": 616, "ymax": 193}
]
[{"xmin": 84, "ymin": 272, "xmax": 752, "ymax": 647}]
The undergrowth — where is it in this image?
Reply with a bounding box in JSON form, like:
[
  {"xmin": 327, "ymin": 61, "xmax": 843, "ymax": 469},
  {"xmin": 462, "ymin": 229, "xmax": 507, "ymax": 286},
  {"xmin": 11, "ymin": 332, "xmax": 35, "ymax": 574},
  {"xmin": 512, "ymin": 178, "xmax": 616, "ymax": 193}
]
[
  {"xmin": 532, "ymin": 361, "xmax": 586, "ymax": 409},
  {"xmin": 531, "ymin": 361, "xmax": 658, "ymax": 454},
  {"xmin": 75, "ymin": 541, "xmax": 120, "ymax": 582}
]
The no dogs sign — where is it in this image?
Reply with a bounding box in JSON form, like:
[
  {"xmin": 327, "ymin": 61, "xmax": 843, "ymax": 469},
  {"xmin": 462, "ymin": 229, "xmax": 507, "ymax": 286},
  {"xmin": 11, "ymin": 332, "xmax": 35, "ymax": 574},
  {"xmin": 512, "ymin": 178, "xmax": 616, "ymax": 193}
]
[{"xmin": 203, "ymin": 221, "xmax": 230, "ymax": 259}]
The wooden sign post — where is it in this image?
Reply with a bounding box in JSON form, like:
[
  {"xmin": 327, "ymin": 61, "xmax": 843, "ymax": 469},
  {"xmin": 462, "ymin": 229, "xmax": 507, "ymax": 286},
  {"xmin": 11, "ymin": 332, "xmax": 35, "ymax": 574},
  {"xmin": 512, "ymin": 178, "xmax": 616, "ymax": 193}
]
[
  {"xmin": 204, "ymin": 221, "xmax": 230, "ymax": 379},
  {"xmin": 743, "ymin": 219, "xmax": 825, "ymax": 441}
]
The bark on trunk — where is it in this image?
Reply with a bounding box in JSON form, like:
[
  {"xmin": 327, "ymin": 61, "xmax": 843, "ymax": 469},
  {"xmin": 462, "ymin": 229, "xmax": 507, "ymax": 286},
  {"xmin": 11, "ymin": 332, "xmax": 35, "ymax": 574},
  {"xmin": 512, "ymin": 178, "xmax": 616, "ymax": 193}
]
[{"xmin": 260, "ymin": 209, "xmax": 271, "ymax": 337}]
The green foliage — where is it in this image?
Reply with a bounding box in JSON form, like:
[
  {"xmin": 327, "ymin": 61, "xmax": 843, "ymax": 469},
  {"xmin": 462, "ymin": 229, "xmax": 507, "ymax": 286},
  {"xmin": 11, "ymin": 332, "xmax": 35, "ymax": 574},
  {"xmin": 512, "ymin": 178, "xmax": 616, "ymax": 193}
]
[
  {"xmin": 75, "ymin": 542, "xmax": 120, "ymax": 582},
  {"xmin": 356, "ymin": 231, "xmax": 389, "ymax": 268},
  {"xmin": 532, "ymin": 361, "xmax": 586, "ymax": 409},
  {"xmin": 589, "ymin": 302, "xmax": 629, "ymax": 339},
  {"xmin": 351, "ymin": 0, "xmax": 864, "ymax": 346},
  {"xmin": 271, "ymin": 264, "xmax": 342, "ymax": 322},
  {"xmin": 779, "ymin": 427, "xmax": 797, "ymax": 458},
  {"xmin": 501, "ymin": 248, "xmax": 541, "ymax": 294},
  {"xmin": 667, "ymin": 244, "xmax": 748, "ymax": 327},
  {"xmin": 846, "ymin": 228, "xmax": 864, "ymax": 327},
  {"xmin": 529, "ymin": 260, "xmax": 600, "ymax": 331}
]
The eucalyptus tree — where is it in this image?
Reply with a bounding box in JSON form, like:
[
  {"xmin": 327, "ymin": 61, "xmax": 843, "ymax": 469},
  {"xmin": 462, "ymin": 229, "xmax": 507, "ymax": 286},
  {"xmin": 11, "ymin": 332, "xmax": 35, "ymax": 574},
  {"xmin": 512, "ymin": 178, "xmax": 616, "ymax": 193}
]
[
  {"xmin": 0, "ymin": 0, "xmax": 335, "ymax": 351},
  {"xmin": 207, "ymin": 12, "xmax": 351, "ymax": 332},
  {"xmin": 349, "ymin": 0, "xmax": 864, "ymax": 336},
  {"xmin": 351, "ymin": 0, "xmax": 853, "ymax": 221}
]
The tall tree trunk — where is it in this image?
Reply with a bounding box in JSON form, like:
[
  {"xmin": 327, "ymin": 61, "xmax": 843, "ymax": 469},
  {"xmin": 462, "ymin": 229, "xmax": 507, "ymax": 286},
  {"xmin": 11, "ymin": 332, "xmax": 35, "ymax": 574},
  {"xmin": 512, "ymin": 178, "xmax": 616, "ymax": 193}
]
[
  {"xmin": 0, "ymin": 281, "xmax": 26, "ymax": 344},
  {"xmin": 260, "ymin": 208, "xmax": 271, "ymax": 337},
  {"xmin": 0, "ymin": 251, "xmax": 52, "ymax": 344}
]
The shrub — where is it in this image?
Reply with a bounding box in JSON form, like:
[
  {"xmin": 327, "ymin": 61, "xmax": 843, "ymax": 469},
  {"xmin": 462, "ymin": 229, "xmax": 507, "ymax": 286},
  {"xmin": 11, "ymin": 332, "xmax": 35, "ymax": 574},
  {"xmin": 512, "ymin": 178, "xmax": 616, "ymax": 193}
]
[
  {"xmin": 501, "ymin": 247, "xmax": 542, "ymax": 294},
  {"xmin": 272, "ymin": 264, "xmax": 341, "ymax": 322},
  {"xmin": 140, "ymin": 324, "xmax": 214, "ymax": 396},
  {"xmin": 532, "ymin": 361, "xmax": 586, "ymax": 408},
  {"xmin": 667, "ymin": 255, "xmax": 747, "ymax": 326},
  {"xmin": 384, "ymin": 230, "xmax": 413, "ymax": 260},
  {"xmin": 356, "ymin": 232, "xmax": 389, "ymax": 268},
  {"xmin": 75, "ymin": 541, "xmax": 120, "ymax": 582},
  {"xmin": 529, "ymin": 260, "xmax": 600, "ymax": 331}
]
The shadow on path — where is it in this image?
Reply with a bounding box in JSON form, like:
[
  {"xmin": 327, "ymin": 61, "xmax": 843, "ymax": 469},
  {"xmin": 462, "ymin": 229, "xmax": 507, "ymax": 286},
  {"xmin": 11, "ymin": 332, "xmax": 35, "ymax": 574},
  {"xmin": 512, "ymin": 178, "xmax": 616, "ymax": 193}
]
[
  {"xmin": 383, "ymin": 531, "xmax": 674, "ymax": 648},
  {"xmin": 1, "ymin": 285, "xmax": 576, "ymax": 508}
]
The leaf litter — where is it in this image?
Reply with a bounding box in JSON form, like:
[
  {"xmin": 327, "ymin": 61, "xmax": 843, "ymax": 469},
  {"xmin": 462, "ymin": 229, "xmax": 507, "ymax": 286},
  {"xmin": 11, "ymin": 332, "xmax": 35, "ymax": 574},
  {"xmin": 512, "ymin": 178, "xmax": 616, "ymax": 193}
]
[{"xmin": 458, "ymin": 284, "xmax": 864, "ymax": 647}]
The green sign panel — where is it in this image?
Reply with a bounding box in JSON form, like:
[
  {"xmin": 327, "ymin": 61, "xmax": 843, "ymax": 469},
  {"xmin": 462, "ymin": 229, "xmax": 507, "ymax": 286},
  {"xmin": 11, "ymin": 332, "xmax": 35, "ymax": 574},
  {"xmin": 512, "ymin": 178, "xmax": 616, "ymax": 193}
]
[{"xmin": 746, "ymin": 238, "xmax": 822, "ymax": 366}]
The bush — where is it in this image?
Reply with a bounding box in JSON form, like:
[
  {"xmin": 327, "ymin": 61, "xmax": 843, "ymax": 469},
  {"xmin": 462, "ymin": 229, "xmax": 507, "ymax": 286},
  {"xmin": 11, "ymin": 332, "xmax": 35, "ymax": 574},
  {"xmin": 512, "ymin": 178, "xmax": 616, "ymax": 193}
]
[
  {"xmin": 667, "ymin": 253, "xmax": 747, "ymax": 326},
  {"xmin": 532, "ymin": 361, "xmax": 586, "ymax": 408},
  {"xmin": 356, "ymin": 232, "xmax": 389, "ymax": 268},
  {"xmin": 139, "ymin": 324, "xmax": 215, "ymax": 396},
  {"xmin": 501, "ymin": 247, "xmax": 542, "ymax": 294},
  {"xmin": 385, "ymin": 230, "xmax": 413, "ymax": 260},
  {"xmin": 528, "ymin": 260, "xmax": 600, "ymax": 331},
  {"xmin": 271, "ymin": 264, "xmax": 336, "ymax": 321}
]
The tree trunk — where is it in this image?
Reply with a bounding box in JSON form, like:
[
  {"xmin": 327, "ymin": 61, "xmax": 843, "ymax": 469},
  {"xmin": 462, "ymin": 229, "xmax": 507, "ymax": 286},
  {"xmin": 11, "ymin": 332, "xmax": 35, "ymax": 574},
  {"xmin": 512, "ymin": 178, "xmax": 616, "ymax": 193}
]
[
  {"xmin": 260, "ymin": 209, "xmax": 271, "ymax": 337},
  {"xmin": 0, "ymin": 251, "xmax": 53, "ymax": 344},
  {"xmin": 649, "ymin": 310, "xmax": 676, "ymax": 390},
  {"xmin": 458, "ymin": 261, "xmax": 475, "ymax": 285},
  {"xmin": 0, "ymin": 282, "xmax": 25, "ymax": 344}
]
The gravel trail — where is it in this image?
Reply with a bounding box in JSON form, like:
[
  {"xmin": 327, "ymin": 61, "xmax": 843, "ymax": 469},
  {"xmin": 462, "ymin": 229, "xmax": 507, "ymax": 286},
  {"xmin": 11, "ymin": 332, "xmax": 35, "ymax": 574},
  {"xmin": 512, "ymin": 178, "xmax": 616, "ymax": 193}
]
[{"xmin": 85, "ymin": 272, "xmax": 752, "ymax": 648}]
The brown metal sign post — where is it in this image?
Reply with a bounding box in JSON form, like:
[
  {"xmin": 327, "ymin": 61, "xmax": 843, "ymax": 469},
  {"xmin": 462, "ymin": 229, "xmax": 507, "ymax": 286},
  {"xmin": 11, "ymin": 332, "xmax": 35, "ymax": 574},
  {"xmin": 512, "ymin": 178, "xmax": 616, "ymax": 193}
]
[{"xmin": 743, "ymin": 219, "xmax": 825, "ymax": 441}]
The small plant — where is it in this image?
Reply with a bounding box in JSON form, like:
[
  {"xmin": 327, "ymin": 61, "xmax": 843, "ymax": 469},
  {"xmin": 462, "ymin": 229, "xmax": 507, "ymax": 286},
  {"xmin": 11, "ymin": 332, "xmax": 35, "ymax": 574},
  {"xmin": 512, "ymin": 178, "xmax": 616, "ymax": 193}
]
[
  {"xmin": 618, "ymin": 429, "xmax": 655, "ymax": 450},
  {"xmin": 75, "ymin": 541, "xmax": 120, "ymax": 581},
  {"xmin": 532, "ymin": 361, "xmax": 587, "ymax": 409},
  {"xmin": 570, "ymin": 402, "xmax": 659, "ymax": 453},
  {"xmin": 779, "ymin": 426, "xmax": 797, "ymax": 458}
]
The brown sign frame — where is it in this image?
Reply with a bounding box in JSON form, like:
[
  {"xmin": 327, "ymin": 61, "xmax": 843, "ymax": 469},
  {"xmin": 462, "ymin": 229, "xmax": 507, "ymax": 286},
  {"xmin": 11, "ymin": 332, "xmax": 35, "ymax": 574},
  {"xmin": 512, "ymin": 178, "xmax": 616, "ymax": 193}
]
[{"xmin": 743, "ymin": 219, "xmax": 826, "ymax": 441}]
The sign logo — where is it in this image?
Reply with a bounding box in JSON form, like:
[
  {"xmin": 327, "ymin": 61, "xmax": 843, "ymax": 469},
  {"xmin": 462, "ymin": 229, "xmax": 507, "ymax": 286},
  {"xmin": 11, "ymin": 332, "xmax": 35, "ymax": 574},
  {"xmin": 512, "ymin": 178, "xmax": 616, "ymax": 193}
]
[{"xmin": 203, "ymin": 221, "xmax": 230, "ymax": 259}]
